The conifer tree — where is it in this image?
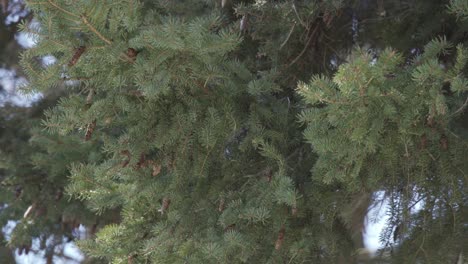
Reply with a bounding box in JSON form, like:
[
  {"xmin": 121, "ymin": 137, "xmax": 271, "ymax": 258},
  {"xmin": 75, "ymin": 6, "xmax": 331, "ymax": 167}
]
[
  {"xmin": 0, "ymin": 0, "xmax": 29, "ymax": 71},
  {"xmin": 298, "ymin": 40, "xmax": 468, "ymax": 262},
  {"xmin": 0, "ymin": 94, "xmax": 113, "ymax": 263},
  {"xmin": 0, "ymin": 0, "xmax": 466, "ymax": 263}
]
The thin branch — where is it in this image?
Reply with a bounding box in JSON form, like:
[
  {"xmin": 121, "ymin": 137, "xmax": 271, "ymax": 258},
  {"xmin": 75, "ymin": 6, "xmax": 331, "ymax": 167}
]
[
  {"xmin": 413, "ymin": 232, "xmax": 426, "ymax": 261},
  {"xmin": 450, "ymin": 96, "xmax": 468, "ymax": 116},
  {"xmin": 46, "ymin": 0, "xmax": 112, "ymax": 45},
  {"xmin": 425, "ymin": 150, "xmax": 436, "ymax": 161},
  {"xmin": 287, "ymin": 24, "xmax": 319, "ymax": 68},
  {"xmin": 407, "ymin": 195, "xmax": 425, "ymax": 211},
  {"xmin": 280, "ymin": 22, "xmax": 296, "ymax": 50},
  {"xmin": 81, "ymin": 15, "xmax": 112, "ymax": 45},
  {"xmin": 47, "ymin": 0, "xmax": 79, "ymax": 18},
  {"xmin": 291, "ymin": 3, "xmax": 307, "ymax": 28},
  {"xmin": 199, "ymin": 147, "xmax": 213, "ymax": 176}
]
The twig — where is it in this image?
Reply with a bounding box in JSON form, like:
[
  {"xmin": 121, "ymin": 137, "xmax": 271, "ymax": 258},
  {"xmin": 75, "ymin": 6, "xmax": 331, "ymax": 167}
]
[
  {"xmin": 450, "ymin": 96, "xmax": 468, "ymax": 116},
  {"xmin": 81, "ymin": 15, "xmax": 112, "ymax": 45},
  {"xmin": 199, "ymin": 147, "xmax": 213, "ymax": 176},
  {"xmin": 287, "ymin": 24, "xmax": 319, "ymax": 68},
  {"xmin": 292, "ymin": 3, "xmax": 307, "ymax": 28},
  {"xmin": 46, "ymin": 0, "xmax": 112, "ymax": 45},
  {"xmin": 47, "ymin": 0, "xmax": 79, "ymax": 18},
  {"xmin": 407, "ymin": 196, "xmax": 425, "ymax": 211},
  {"xmin": 413, "ymin": 231, "xmax": 426, "ymax": 261},
  {"xmin": 425, "ymin": 150, "xmax": 436, "ymax": 161},
  {"xmin": 280, "ymin": 22, "xmax": 296, "ymax": 50}
]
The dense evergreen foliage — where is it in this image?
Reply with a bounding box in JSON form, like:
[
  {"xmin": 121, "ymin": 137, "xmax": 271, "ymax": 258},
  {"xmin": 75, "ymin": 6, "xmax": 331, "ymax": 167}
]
[{"xmin": 0, "ymin": 0, "xmax": 467, "ymax": 263}]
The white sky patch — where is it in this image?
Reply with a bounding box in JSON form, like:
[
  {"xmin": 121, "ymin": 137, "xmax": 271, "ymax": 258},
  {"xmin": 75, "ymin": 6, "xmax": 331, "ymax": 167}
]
[
  {"xmin": 363, "ymin": 190, "xmax": 425, "ymax": 255},
  {"xmin": 0, "ymin": 23, "xmax": 57, "ymax": 107},
  {"xmin": 15, "ymin": 18, "xmax": 40, "ymax": 49},
  {"xmin": 15, "ymin": 32, "xmax": 37, "ymax": 49},
  {"xmin": 10, "ymin": 230, "xmax": 85, "ymax": 264},
  {"xmin": 63, "ymin": 239, "xmax": 85, "ymax": 263},
  {"xmin": 410, "ymin": 193, "xmax": 424, "ymax": 214},
  {"xmin": 1, "ymin": 208, "xmax": 85, "ymax": 264},
  {"xmin": 1, "ymin": 26, "xmax": 49, "ymax": 107},
  {"xmin": 0, "ymin": 68, "xmax": 43, "ymax": 106},
  {"xmin": 4, "ymin": 0, "xmax": 29, "ymax": 25},
  {"xmin": 1, "ymin": 220, "xmax": 18, "ymax": 241},
  {"xmin": 364, "ymin": 191, "xmax": 389, "ymax": 253},
  {"xmin": 15, "ymin": 238, "xmax": 46, "ymax": 264},
  {"xmin": 41, "ymin": 55, "xmax": 57, "ymax": 66}
]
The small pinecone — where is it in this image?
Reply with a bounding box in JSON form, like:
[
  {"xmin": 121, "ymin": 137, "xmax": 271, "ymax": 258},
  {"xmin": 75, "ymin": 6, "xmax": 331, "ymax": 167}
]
[
  {"xmin": 224, "ymin": 223, "xmax": 236, "ymax": 232},
  {"xmin": 322, "ymin": 11, "xmax": 334, "ymax": 28},
  {"xmin": 121, "ymin": 150, "xmax": 131, "ymax": 168},
  {"xmin": 68, "ymin": 46, "xmax": 86, "ymax": 67},
  {"xmin": 420, "ymin": 134, "xmax": 428, "ymax": 150},
  {"xmin": 218, "ymin": 198, "xmax": 225, "ymax": 212},
  {"xmin": 135, "ymin": 153, "xmax": 146, "ymax": 169},
  {"xmin": 158, "ymin": 197, "xmax": 171, "ymax": 214},
  {"xmin": 264, "ymin": 168, "xmax": 273, "ymax": 183},
  {"xmin": 35, "ymin": 205, "xmax": 47, "ymax": 217},
  {"xmin": 275, "ymin": 226, "xmax": 285, "ymax": 250},
  {"xmin": 240, "ymin": 15, "xmax": 248, "ymax": 32},
  {"xmin": 85, "ymin": 120, "xmax": 97, "ymax": 141},
  {"xmin": 291, "ymin": 206, "xmax": 298, "ymax": 216},
  {"xmin": 439, "ymin": 134, "xmax": 448, "ymax": 150},
  {"xmin": 426, "ymin": 115, "xmax": 435, "ymax": 128},
  {"xmin": 15, "ymin": 186, "xmax": 22, "ymax": 199},
  {"xmin": 86, "ymin": 89, "xmax": 95, "ymax": 106},
  {"xmin": 126, "ymin": 48, "xmax": 138, "ymax": 63},
  {"xmin": 152, "ymin": 162, "xmax": 162, "ymax": 176},
  {"xmin": 90, "ymin": 223, "xmax": 98, "ymax": 236},
  {"xmin": 24, "ymin": 245, "xmax": 30, "ymax": 255},
  {"xmin": 55, "ymin": 189, "xmax": 63, "ymax": 201}
]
